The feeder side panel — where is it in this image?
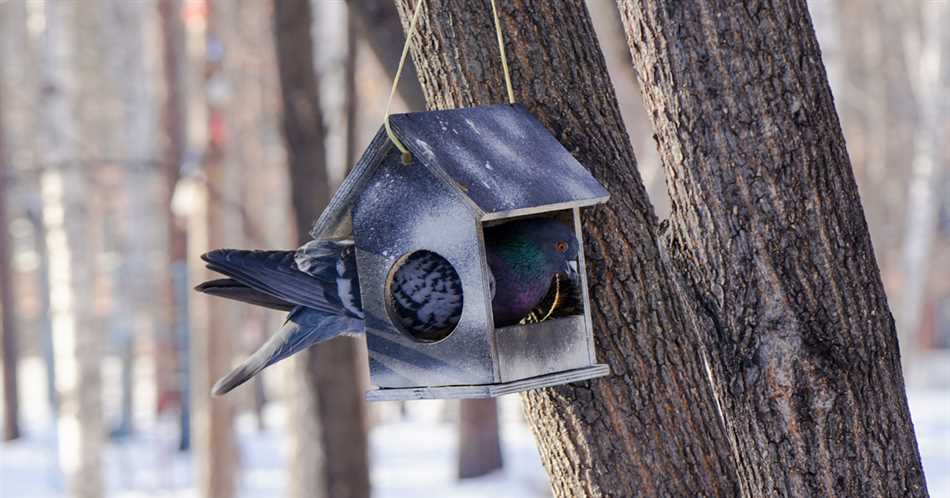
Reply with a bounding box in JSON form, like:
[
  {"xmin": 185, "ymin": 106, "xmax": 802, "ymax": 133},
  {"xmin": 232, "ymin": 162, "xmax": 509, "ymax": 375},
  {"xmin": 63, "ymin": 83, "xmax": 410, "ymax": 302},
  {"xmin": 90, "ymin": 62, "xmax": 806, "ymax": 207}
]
[
  {"xmin": 495, "ymin": 315, "xmax": 593, "ymax": 382},
  {"xmin": 353, "ymin": 151, "xmax": 496, "ymax": 389},
  {"xmin": 573, "ymin": 207, "xmax": 597, "ymax": 363}
]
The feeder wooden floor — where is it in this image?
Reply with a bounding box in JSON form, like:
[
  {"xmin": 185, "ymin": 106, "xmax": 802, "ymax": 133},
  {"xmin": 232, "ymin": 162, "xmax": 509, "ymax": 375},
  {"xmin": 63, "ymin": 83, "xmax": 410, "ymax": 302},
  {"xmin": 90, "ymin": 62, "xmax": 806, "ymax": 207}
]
[{"xmin": 364, "ymin": 364, "xmax": 609, "ymax": 401}]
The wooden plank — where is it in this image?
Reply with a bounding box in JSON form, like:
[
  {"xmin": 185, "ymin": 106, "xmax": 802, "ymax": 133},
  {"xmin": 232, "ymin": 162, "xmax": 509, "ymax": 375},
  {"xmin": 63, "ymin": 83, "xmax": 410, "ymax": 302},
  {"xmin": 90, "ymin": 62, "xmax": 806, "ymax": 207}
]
[{"xmin": 364, "ymin": 364, "xmax": 609, "ymax": 401}]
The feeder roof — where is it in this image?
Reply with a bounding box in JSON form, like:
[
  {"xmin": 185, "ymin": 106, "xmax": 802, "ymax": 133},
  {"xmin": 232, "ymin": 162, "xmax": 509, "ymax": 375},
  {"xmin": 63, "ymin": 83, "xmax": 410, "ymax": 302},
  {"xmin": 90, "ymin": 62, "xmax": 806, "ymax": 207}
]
[{"xmin": 310, "ymin": 104, "xmax": 609, "ymax": 241}]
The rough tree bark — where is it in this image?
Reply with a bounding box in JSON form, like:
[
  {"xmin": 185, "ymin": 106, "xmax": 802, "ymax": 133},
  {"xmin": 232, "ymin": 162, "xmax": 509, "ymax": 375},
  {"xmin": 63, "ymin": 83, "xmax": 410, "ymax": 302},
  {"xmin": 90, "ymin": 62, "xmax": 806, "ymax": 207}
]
[
  {"xmin": 0, "ymin": 67, "xmax": 20, "ymax": 442},
  {"xmin": 39, "ymin": 1, "xmax": 104, "ymax": 496},
  {"xmin": 392, "ymin": 1, "xmax": 739, "ymax": 496},
  {"xmin": 617, "ymin": 1, "xmax": 928, "ymax": 496},
  {"xmin": 274, "ymin": 1, "xmax": 371, "ymax": 497}
]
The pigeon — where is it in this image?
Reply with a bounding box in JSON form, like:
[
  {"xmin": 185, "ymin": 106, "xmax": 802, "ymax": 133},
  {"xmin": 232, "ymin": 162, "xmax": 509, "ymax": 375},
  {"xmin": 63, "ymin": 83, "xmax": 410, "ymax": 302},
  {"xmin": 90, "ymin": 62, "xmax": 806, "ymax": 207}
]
[{"xmin": 195, "ymin": 217, "xmax": 579, "ymax": 396}]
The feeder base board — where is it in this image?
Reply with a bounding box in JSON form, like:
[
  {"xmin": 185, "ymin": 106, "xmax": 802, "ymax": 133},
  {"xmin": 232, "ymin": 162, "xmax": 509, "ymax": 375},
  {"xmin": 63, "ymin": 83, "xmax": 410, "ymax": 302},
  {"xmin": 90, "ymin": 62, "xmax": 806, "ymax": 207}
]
[{"xmin": 364, "ymin": 364, "xmax": 609, "ymax": 401}]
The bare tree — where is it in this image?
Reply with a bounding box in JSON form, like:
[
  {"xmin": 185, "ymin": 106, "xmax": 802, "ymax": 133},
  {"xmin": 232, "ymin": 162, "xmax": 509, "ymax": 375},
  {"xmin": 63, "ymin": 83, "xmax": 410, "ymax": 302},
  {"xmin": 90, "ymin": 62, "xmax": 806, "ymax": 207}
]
[
  {"xmin": 347, "ymin": 0, "xmax": 427, "ymax": 110},
  {"xmin": 897, "ymin": 0, "xmax": 950, "ymax": 370},
  {"xmin": 457, "ymin": 398, "xmax": 501, "ymax": 479},
  {"xmin": 0, "ymin": 60, "xmax": 20, "ymax": 442},
  {"xmin": 585, "ymin": 0, "xmax": 666, "ymax": 216},
  {"xmin": 157, "ymin": 0, "xmax": 192, "ymax": 450},
  {"xmin": 392, "ymin": 1, "xmax": 739, "ymax": 496},
  {"xmin": 188, "ymin": 2, "xmax": 239, "ymax": 497},
  {"xmin": 618, "ymin": 0, "xmax": 928, "ymax": 495},
  {"xmin": 273, "ymin": 1, "xmax": 371, "ymax": 497},
  {"xmin": 344, "ymin": 5, "xmax": 360, "ymax": 170},
  {"xmin": 38, "ymin": 1, "xmax": 104, "ymax": 496},
  {"xmin": 102, "ymin": 0, "xmax": 157, "ymax": 438}
]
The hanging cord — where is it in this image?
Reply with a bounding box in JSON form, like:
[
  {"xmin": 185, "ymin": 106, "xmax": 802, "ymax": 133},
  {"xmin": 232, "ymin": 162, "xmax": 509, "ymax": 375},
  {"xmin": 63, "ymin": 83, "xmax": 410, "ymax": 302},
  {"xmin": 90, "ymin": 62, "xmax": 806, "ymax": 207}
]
[
  {"xmin": 490, "ymin": 0, "xmax": 515, "ymax": 104},
  {"xmin": 384, "ymin": 0, "xmax": 426, "ymax": 164},
  {"xmin": 384, "ymin": 0, "xmax": 516, "ymax": 164}
]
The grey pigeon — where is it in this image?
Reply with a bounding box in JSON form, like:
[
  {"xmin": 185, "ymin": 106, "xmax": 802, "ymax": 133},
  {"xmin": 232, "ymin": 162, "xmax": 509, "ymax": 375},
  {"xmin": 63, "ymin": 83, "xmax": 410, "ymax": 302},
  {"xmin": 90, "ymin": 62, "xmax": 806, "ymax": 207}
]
[{"xmin": 196, "ymin": 217, "xmax": 578, "ymax": 396}]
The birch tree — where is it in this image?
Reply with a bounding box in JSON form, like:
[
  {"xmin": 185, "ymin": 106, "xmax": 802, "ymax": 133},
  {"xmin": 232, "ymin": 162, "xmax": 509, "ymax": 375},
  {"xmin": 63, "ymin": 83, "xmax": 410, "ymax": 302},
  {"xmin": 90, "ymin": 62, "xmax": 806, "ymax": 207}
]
[
  {"xmin": 0, "ymin": 52, "xmax": 20, "ymax": 442},
  {"xmin": 157, "ymin": 0, "xmax": 191, "ymax": 450},
  {"xmin": 897, "ymin": 0, "xmax": 949, "ymax": 370},
  {"xmin": 189, "ymin": 1, "xmax": 239, "ymax": 496},
  {"xmin": 103, "ymin": 0, "xmax": 156, "ymax": 437},
  {"xmin": 39, "ymin": 1, "xmax": 104, "ymax": 496}
]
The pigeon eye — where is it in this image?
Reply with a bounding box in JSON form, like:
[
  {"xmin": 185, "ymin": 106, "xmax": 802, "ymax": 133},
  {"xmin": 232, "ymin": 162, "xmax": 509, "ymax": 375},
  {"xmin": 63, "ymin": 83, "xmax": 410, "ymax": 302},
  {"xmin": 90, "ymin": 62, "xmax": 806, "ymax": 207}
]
[{"xmin": 554, "ymin": 241, "xmax": 569, "ymax": 253}]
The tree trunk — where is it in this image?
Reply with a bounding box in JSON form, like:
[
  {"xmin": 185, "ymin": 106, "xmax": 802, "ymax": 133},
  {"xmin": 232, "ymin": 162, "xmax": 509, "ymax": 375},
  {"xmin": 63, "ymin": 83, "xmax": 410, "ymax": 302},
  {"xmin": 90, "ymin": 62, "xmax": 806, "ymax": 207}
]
[
  {"xmin": 346, "ymin": 0, "xmax": 420, "ymax": 421},
  {"xmin": 392, "ymin": 1, "xmax": 739, "ymax": 496},
  {"xmin": 457, "ymin": 398, "xmax": 502, "ymax": 479},
  {"xmin": 344, "ymin": 9, "xmax": 360, "ymax": 170},
  {"xmin": 157, "ymin": 0, "xmax": 191, "ymax": 450},
  {"xmin": 585, "ymin": 1, "xmax": 666, "ymax": 217},
  {"xmin": 617, "ymin": 1, "xmax": 928, "ymax": 496},
  {"xmin": 0, "ymin": 69, "xmax": 20, "ymax": 442},
  {"xmin": 897, "ymin": 0, "xmax": 949, "ymax": 373},
  {"xmin": 274, "ymin": 1, "xmax": 371, "ymax": 498},
  {"xmin": 188, "ymin": 178, "xmax": 238, "ymax": 498},
  {"xmin": 26, "ymin": 207, "xmax": 59, "ymax": 416},
  {"xmin": 39, "ymin": 1, "xmax": 104, "ymax": 496},
  {"xmin": 104, "ymin": 0, "xmax": 156, "ymax": 439},
  {"xmin": 347, "ymin": 0, "xmax": 427, "ymax": 110},
  {"xmin": 190, "ymin": 2, "xmax": 238, "ymax": 497}
]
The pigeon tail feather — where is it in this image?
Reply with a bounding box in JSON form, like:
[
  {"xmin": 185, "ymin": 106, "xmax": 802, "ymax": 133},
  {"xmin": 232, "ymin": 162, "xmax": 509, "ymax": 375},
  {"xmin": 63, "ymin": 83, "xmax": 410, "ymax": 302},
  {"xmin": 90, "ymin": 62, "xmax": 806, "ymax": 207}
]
[
  {"xmin": 195, "ymin": 278, "xmax": 294, "ymax": 311},
  {"xmin": 211, "ymin": 306, "xmax": 363, "ymax": 396},
  {"xmin": 200, "ymin": 247, "xmax": 355, "ymax": 316}
]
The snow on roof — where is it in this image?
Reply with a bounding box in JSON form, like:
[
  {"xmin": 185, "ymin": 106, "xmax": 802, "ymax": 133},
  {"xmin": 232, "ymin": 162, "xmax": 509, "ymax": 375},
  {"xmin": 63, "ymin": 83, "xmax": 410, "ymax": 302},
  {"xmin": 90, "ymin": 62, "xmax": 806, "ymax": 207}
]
[{"xmin": 310, "ymin": 104, "xmax": 608, "ymax": 241}]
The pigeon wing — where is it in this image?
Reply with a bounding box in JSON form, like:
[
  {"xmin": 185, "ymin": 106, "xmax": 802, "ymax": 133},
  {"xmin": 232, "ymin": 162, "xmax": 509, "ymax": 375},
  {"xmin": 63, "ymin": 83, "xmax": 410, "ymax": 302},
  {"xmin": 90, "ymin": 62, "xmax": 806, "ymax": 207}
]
[{"xmin": 201, "ymin": 248, "xmax": 357, "ymax": 316}]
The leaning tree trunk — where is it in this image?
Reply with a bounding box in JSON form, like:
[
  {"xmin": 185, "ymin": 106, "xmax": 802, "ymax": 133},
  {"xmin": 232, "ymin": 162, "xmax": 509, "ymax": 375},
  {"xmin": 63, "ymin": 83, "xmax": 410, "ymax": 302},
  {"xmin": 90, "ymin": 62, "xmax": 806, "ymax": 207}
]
[
  {"xmin": 274, "ymin": 1, "xmax": 371, "ymax": 498},
  {"xmin": 617, "ymin": 1, "xmax": 928, "ymax": 496},
  {"xmin": 392, "ymin": 1, "xmax": 739, "ymax": 496}
]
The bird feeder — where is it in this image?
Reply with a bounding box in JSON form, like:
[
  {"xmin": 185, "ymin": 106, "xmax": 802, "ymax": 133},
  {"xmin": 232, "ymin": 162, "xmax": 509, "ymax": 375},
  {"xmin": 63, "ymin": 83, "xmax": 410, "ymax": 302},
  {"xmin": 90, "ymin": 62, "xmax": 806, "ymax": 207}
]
[{"xmin": 310, "ymin": 104, "xmax": 610, "ymax": 400}]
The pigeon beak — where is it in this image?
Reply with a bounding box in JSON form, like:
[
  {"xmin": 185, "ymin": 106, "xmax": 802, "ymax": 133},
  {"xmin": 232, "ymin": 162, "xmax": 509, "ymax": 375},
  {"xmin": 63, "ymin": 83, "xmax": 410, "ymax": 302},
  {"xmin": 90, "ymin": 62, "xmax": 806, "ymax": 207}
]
[{"xmin": 563, "ymin": 260, "xmax": 579, "ymax": 284}]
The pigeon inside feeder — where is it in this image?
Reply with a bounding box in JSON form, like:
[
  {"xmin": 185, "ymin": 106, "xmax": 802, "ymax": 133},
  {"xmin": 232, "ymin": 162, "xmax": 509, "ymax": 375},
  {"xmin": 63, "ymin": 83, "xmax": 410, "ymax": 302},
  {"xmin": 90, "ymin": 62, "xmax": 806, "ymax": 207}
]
[{"xmin": 196, "ymin": 104, "xmax": 611, "ymax": 400}]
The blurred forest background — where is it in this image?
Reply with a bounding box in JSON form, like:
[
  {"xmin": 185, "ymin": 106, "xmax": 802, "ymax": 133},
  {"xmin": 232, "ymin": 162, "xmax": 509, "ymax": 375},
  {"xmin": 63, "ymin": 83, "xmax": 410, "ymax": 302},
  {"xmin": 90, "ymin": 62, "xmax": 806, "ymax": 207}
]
[{"xmin": 0, "ymin": 0, "xmax": 947, "ymax": 497}]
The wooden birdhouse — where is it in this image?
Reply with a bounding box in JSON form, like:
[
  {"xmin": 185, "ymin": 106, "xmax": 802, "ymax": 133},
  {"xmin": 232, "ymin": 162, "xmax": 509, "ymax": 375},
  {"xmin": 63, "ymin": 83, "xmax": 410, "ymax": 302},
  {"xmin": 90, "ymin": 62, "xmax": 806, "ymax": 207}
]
[{"xmin": 311, "ymin": 104, "xmax": 610, "ymax": 400}]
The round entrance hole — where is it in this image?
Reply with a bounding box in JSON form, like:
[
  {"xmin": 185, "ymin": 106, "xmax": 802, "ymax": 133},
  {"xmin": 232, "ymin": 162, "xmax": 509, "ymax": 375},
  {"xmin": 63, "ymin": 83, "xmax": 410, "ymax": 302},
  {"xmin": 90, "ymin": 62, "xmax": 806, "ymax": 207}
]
[{"xmin": 386, "ymin": 250, "xmax": 463, "ymax": 342}]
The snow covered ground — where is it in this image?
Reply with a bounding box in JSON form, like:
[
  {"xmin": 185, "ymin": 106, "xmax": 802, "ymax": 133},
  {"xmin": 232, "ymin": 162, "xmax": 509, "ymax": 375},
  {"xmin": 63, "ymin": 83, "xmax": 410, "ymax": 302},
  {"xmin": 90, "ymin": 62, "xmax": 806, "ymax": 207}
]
[
  {"xmin": 0, "ymin": 398, "xmax": 551, "ymax": 498},
  {"xmin": 2, "ymin": 358, "xmax": 948, "ymax": 498}
]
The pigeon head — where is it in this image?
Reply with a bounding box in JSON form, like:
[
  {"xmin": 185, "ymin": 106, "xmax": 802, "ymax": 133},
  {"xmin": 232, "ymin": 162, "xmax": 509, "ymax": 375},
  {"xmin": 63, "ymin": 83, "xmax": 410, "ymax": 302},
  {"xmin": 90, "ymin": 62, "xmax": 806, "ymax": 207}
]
[{"xmin": 518, "ymin": 218, "xmax": 578, "ymax": 277}]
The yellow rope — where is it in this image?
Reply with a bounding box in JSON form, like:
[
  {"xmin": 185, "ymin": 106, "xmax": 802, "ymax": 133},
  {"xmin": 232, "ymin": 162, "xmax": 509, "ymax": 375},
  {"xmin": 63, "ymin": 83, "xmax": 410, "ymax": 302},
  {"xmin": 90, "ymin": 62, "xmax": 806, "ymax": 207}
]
[
  {"xmin": 490, "ymin": 0, "xmax": 515, "ymax": 104},
  {"xmin": 384, "ymin": 0, "xmax": 516, "ymax": 165},
  {"xmin": 384, "ymin": 0, "xmax": 426, "ymax": 165}
]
